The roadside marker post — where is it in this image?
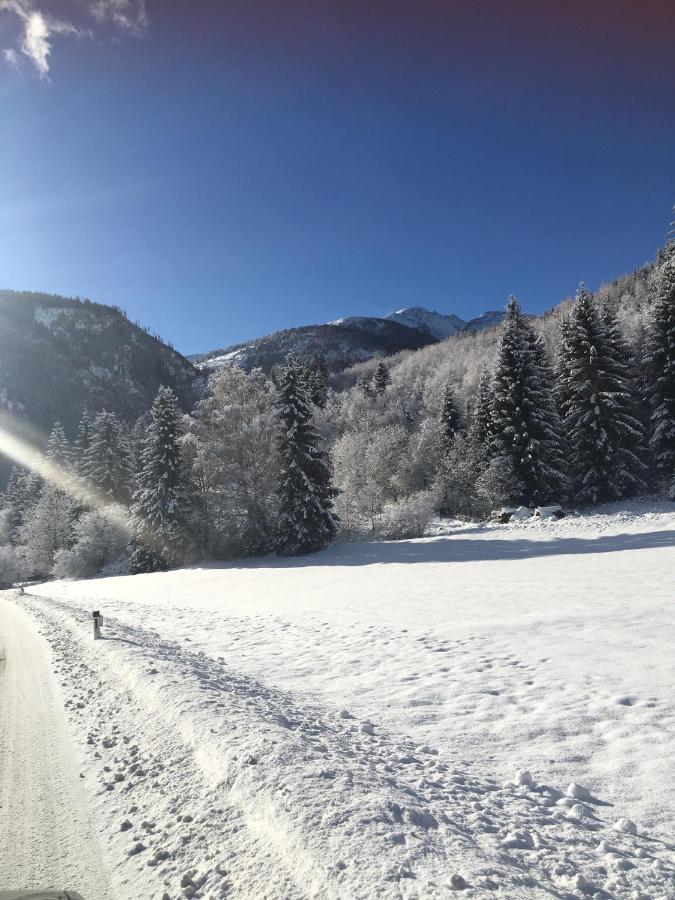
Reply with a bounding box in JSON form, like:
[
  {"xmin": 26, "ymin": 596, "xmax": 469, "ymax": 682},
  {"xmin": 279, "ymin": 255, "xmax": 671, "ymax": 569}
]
[{"xmin": 93, "ymin": 610, "xmax": 103, "ymax": 640}]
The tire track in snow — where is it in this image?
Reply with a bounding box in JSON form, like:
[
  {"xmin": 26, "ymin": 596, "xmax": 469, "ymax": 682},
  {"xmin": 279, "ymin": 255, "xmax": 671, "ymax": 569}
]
[{"xmin": 0, "ymin": 595, "xmax": 115, "ymax": 899}]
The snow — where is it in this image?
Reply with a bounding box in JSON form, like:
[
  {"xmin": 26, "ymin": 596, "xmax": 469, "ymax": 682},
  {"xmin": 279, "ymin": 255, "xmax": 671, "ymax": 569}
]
[
  {"xmin": 385, "ymin": 307, "xmax": 466, "ymax": 339},
  {"xmin": 4, "ymin": 500, "xmax": 675, "ymax": 898}
]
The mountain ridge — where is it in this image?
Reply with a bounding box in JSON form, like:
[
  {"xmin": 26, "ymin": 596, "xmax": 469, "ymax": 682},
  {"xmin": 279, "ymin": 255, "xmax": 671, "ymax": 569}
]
[{"xmin": 191, "ymin": 305, "xmax": 505, "ymax": 373}]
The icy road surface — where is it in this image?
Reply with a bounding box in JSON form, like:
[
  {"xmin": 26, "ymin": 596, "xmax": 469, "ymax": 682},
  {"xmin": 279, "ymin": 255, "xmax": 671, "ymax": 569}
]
[
  {"xmin": 4, "ymin": 501, "xmax": 675, "ymax": 898},
  {"xmin": 0, "ymin": 597, "xmax": 113, "ymax": 899}
]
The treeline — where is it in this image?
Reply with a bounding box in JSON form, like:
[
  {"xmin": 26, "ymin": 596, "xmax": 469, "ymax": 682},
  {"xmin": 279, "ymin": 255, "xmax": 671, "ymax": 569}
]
[{"xmin": 0, "ymin": 241, "xmax": 673, "ymax": 583}]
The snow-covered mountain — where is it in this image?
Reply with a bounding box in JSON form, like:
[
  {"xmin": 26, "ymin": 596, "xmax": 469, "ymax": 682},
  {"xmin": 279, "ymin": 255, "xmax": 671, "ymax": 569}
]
[
  {"xmin": 384, "ymin": 307, "xmax": 466, "ymax": 339},
  {"xmin": 193, "ymin": 306, "xmax": 505, "ymax": 374},
  {"xmin": 385, "ymin": 306, "xmax": 504, "ymax": 339}
]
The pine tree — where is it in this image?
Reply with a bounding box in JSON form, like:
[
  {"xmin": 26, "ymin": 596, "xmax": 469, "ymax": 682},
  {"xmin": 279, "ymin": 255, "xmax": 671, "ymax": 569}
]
[
  {"xmin": 468, "ymin": 369, "xmax": 495, "ymax": 448},
  {"xmin": 275, "ymin": 355, "xmax": 338, "ymax": 555},
  {"xmin": 129, "ymin": 386, "xmax": 191, "ymax": 573},
  {"xmin": 557, "ymin": 286, "xmax": 647, "ymax": 504},
  {"xmin": 644, "ymin": 241, "xmax": 675, "ymax": 498},
  {"xmin": 439, "ymin": 383, "xmax": 462, "ymax": 449},
  {"xmin": 45, "ymin": 423, "xmax": 72, "ymax": 469},
  {"xmin": 1, "ymin": 467, "xmax": 42, "ymax": 543},
  {"xmin": 73, "ymin": 412, "xmax": 92, "ymax": 475},
  {"xmin": 306, "ymin": 352, "xmax": 330, "ymax": 408},
  {"xmin": 373, "ymin": 361, "xmax": 392, "ymax": 395},
  {"xmin": 84, "ymin": 411, "xmax": 131, "ymax": 503},
  {"xmin": 356, "ymin": 372, "xmax": 374, "ymax": 398},
  {"xmin": 490, "ymin": 296, "xmax": 568, "ymax": 506}
]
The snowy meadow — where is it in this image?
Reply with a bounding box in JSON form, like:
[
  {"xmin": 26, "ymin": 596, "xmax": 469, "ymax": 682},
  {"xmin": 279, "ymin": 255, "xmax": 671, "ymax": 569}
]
[{"xmin": 11, "ymin": 501, "xmax": 675, "ymax": 899}]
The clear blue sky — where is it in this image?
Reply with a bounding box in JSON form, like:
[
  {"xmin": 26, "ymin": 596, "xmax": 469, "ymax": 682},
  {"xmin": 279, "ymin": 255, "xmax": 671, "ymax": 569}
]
[{"xmin": 1, "ymin": 1, "xmax": 674, "ymax": 355}]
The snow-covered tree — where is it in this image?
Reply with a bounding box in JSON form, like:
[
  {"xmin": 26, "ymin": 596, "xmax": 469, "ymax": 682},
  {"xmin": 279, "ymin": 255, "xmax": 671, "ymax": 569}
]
[
  {"xmin": 557, "ymin": 286, "xmax": 647, "ymax": 503},
  {"xmin": 45, "ymin": 423, "xmax": 72, "ymax": 469},
  {"xmin": 356, "ymin": 372, "xmax": 374, "ymax": 398},
  {"xmin": 373, "ymin": 361, "xmax": 392, "ymax": 395},
  {"xmin": 84, "ymin": 411, "xmax": 132, "ymax": 504},
  {"xmin": 275, "ymin": 355, "xmax": 338, "ymax": 554},
  {"xmin": 490, "ymin": 296, "xmax": 568, "ymax": 505},
  {"xmin": 644, "ymin": 242, "xmax": 675, "ymax": 497},
  {"xmin": 467, "ymin": 369, "xmax": 495, "ymax": 448},
  {"xmin": 53, "ymin": 506, "xmax": 129, "ymax": 579},
  {"xmin": 306, "ymin": 352, "xmax": 330, "ymax": 408},
  {"xmin": 129, "ymin": 386, "xmax": 192, "ymax": 573},
  {"xmin": 190, "ymin": 366, "xmax": 281, "ymax": 556},
  {"xmin": 433, "ymin": 432, "xmax": 489, "ymax": 518},
  {"xmin": 19, "ymin": 485, "xmax": 74, "ymax": 578},
  {"xmin": 0, "ymin": 544, "xmax": 26, "ymax": 588},
  {"xmin": 1, "ymin": 467, "xmax": 42, "ymax": 543},
  {"xmin": 439, "ymin": 383, "xmax": 462, "ymax": 449},
  {"xmin": 73, "ymin": 412, "xmax": 92, "ymax": 475},
  {"xmin": 333, "ymin": 424, "xmax": 409, "ymax": 536}
]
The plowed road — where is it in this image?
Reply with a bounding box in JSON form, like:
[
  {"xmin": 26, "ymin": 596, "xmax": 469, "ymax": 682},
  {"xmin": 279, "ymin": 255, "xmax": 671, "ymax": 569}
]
[{"xmin": 0, "ymin": 596, "xmax": 112, "ymax": 899}]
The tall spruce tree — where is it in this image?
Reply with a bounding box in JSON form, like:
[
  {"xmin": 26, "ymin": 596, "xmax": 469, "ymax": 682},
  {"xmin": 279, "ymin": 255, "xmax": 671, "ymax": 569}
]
[
  {"xmin": 490, "ymin": 296, "xmax": 568, "ymax": 506},
  {"xmin": 73, "ymin": 412, "xmax": 93, "ymax": 475},
  {"xmin": 84, "ymin": 411, "xmax": 132, "ymax": 503},
  {"xmin": 275, "ymin": 355, "xmax": 338, "ymax": 555},
  {"xmin": 129, "ymin": 386, "xmax": 191, "ymax": 573},
  {"xmin": 46, "ymin": 423, "xmax": 72, "ymax": 469},
  {"xmin": 644, "ymin": 242, "xmax": 675, "ymax": 498},
  {"xmin": 439, "ymin": 383, "xmax": 462, "ymax": 449},
  {"xmin": 557, "ymin": 286, "xmax": 647, "ymax": 503},
  {"xmin": 373, "ymin": 361, "xmax": 392, "ymax": 395},
  {"xmin": 468, "ymin": 369, "xmax": 495, "ymax": 448}
]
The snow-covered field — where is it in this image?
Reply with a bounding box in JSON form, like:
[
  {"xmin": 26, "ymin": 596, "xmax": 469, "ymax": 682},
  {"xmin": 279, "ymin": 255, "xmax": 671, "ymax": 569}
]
[{"xmin": 2, "ymin": 501, "xmax": 674, "ymax": 898}]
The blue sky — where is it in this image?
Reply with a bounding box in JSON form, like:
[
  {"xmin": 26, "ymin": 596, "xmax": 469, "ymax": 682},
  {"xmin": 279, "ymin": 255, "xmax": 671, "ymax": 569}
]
[{"xmin": 1, "ymin": 1, "xmax": 674, "ymax": 355}]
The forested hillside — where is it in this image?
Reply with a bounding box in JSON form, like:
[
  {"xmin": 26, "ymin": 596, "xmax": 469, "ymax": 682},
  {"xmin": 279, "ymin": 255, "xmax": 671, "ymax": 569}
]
[
  {"xmin": 0, "ymin": 291, "xmax": 201, "ymax": 479},
  {"xmin": 1, "ymin": 241, "xmax": 673, "ymax": 585}
]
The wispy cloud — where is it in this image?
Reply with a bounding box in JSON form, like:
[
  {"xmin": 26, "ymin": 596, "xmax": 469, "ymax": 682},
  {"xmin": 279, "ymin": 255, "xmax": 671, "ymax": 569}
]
[
  {"xmin": 0, "ymin": 0, "xmax": 147, "ymax": 77},
  {"xmin": 90, "ymin": 0, "xmax": 148, "ymax": 34}
]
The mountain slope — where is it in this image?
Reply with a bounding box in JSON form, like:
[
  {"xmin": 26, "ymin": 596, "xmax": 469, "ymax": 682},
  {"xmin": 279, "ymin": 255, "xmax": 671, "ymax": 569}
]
[
  {"xmin": 193, "ymin": 306, "xmax": 504, "ymax": 374},
  {"xmin": 385, "ymin": 307, "xmax": 467, "ymax": 339},
  {"xmin": 192, "ymin": 318, "xmax": 438, "ymax": 373},
  {"xmin": 0, "ymin": 290, "xmax": 200, "ymax": 442}
]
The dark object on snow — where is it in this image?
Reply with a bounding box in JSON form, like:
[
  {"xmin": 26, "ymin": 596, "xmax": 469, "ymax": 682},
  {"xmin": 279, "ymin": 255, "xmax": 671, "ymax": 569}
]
[{"xmin": 93, "ymin": 610, "xmax": 103, "ymax": 639}]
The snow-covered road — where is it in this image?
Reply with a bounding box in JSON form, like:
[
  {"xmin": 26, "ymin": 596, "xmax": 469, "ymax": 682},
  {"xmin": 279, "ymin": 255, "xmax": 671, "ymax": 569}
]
[
  {"xmin": 4, "ymin": 501, "xmax": 675, "ymax": 898},
  {"xmin": 0, "ymin": 597, "xmax": 113, "ymax": 899}
]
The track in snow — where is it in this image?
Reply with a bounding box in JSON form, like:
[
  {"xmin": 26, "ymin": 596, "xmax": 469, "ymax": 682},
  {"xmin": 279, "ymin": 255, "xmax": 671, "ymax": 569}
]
[
  {"xmin": 12, "ymin": 589, "xmax": 675, "ymax": 899},
  {"xmin": 0, "ymin": 596, "xmax": 114, "ymax": 899}
]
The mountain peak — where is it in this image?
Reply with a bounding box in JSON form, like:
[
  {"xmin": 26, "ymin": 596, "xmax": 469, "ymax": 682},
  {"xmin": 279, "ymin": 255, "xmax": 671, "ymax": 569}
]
[{"xmin": 385, "ymin": 306, "xmax": 502, "ymax": 340}]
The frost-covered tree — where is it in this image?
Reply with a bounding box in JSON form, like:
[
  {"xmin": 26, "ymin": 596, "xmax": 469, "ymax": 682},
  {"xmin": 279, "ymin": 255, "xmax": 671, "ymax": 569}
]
[
  {"xmin": 467, "ymin": 369, "xmax": 495, "ymax": 449},
  {"xmin": 46, "ymin": 423, "xmax": 72, "ymax": 469},
  {"xmin": 490, "ymin": 296, "xmax": 568, "ymax": 505},
  {"xmin": 439, "ymin": 383, "xmax": 462, "ymax": 449},
  {"xmin": 73, "ymin": 412, "xmax": 92, "ymax": 475},
  {"xmin": 644, "ymin": 242, "xmax": 675, "ymax": 497},
  {"xmin": 84, "ymin": 411, "xmax": 132, "ymax": 504},
  {"xmin": 53, "ymin": 506, "xmax": 129, "ymax": 579},
  {"xmin": 275, "ymin": 355, "xmax": 338, "ymax": 554},
  {"xmin": 190, "ymin": 366, "xmax": 281, "ymax": 556},
  {"xmin": 433, "ymin": 433, "xmax": 489, "ymax": 518},
  {"xmin": 1, "ymin": 467, "xmax": 42, "ymax": 543},
  {"xmin": 129, "ymin": 386, "xmax": 192, "ymax": 573},
  {"xmin": 356, "ymin": 372, "xmax": 374, "ymax": 398},
  {"xmin": 0, "ymin": 544, "xmax": 26, "ymax": 588},
  {"xmin": 19, "ymin": 485, "xmax": 74, "ymax": 578},
  {"xmin": 333, "ymin": 424, "xmax": 409, "ymax": 535},
  {"xmin": 306, "ymin": 352, "xmax": 330, "ymax": 409},
  {"xmin": 557, "ymin": 286, "xmax": 647, "ymax": 503},
  {"xmin": 373, "ymin": 361, "xmax": 392, "ymax": 395}
]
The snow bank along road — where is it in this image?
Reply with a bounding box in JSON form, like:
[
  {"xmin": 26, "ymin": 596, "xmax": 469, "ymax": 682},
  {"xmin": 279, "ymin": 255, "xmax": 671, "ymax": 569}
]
[
  {"xmin": 0, "ymin": 597, "xmax": 113, "ymax": 899},
  {"xmin": 4, "ymin": 501, "xmax": 675, "ymax": 898}
]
